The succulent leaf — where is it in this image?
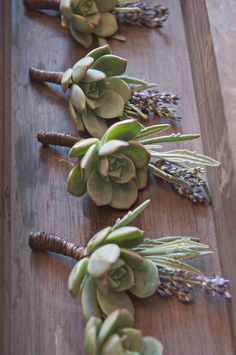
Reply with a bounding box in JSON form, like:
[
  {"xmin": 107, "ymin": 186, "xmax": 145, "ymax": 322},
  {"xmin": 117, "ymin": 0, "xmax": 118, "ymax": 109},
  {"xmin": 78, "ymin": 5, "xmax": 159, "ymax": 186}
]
[
  {"xmin": 68, "ymin": 258, "xmax": 89, "ymax": 297},
  {"xmin": 82, "ymin": 68, "xmax": 106, "ymax": 83},
  {"xmin": 86, "ymin": 45, "xmax": 112, "ymax": 61},
  {"xmin": 69, "ymin": 101, "xmax": 86, "ymax": 131},
  {"xmin": 61, "ymin": 68, "xmax": 72, "ymax": 92},
  {"xmin": 82, "ymin": 108, "xmax": 108, "ymax": 138},
  {"xmin": 87, "ymin": 167, "xmax": 113, "ymax": 205},
  {"xmin": 81, "ymin": 277, "xmax": 102, "ymax": 321},
  {"xmin": 69, "ymin": 138, "xmax": 100, "ymax": 157},
  {"xmin": 105, "ymin": 226, "xmax": 144, "ymax": 248},
  {"xmin": 103, "ymin": 78, "xmax": 131, "ymax": 103},
  {"xmin": 93, "ymin": 13, "xmax": 118, "ymax": 37},
  {"xmin": 102, "ymin": 119, "xmax": 142, "ymax": 143},
  {"xmin": 122, "ymin": 141, "xmax": 150, "ymax": 168},
  {"xmin": 99, "ymin": 140, "xmax": 129, "ymax": 156},
  {"xmin": 100, "ymin": 334, "xmax": 124, "ymax": 354},
  {"xmin": 130, "ymin": 259, "xmax": 159, "ymax": 298},
  {"xmin": 70, "ymin": 84, "xmax": 86, "ymax": 113},
  {"xmin": 135, "ymin": 168, "xmax": 148, "ymax": 190},
  {"xmin": 88, "ymin": 244, "xmax": 120, "ymax": 278},
  {"xmin": 86, "ymin": 226, "xmax": 113, "ymax": 255},
  {"xmin": 72, "ymin": 57, "xmax": 94, "ymax": 83},
  {"xmin": 97, "ymin": 288, "xmax": 134, "ymax": 317},
  {"xmin": 95, "ymin": 90, "xmax": 125, "ymax": 118},
  {"xmin": 92, "ymin": 55, "xmax": 127, "ymax": 77},
  {"xmin": 141, "ymin": 337, "xmax": 163, "ymax": 355},
  {"xmin": 119, "ymin": 328, "xmax": 143, "ymax": 352},
  {"xmin": 81, "ymin": 144, "xmax": 99, "ymax": 180},
  {"xmin": 69, "ymin": 22, "xmax": 93, "ymax": 48},
  {"xmin": 67, "ymin": 163, "xmax": 87, "ymax": 197},
  {"xmin": 110, "ymin": 180, "xmax": 138, "ymax": 210}
]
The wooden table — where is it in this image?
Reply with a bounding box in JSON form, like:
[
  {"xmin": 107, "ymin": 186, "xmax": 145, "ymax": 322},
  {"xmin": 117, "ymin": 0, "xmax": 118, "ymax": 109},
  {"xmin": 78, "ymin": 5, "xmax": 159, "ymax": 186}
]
[{"xmin": 1, "ymin": 1, "xmax": 236, "ymax": 354}]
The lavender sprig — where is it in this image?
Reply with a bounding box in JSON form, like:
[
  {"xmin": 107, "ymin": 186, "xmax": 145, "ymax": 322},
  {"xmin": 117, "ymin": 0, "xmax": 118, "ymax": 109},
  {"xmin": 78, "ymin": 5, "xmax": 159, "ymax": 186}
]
[
  {"xmin": 158, "ymin": 270, "xmax": 231, "ymax": 303},
  {"xmin": 115, "ymin": 2, "xmax": 169, "ymax": 28},
  {"xmin": 154, "ymin": 160, "xmax": 210, "ymax": 203},
  {"xmin": 127, "ymin": 89, "xmax": 181, "ymax": 121}
]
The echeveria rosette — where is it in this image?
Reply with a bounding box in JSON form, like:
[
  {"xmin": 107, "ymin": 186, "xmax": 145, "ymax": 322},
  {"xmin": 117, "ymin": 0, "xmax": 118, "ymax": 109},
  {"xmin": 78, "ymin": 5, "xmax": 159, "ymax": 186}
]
[
  {"xmin": 59, "ymin": 0, "xmax": 139, "ymax": 48},
  {"xmin": 68, "ymin": 200, "xmax": 160, "ymax": 319},
  {"xmin": 61, "ymin": 45, "xmax": 133, "ymax": 138},
  {"xmin": 67, "ymin": 119, "xmax": 150, "ymax": 209},
  {"xmin": 67, "ymin": 200, "xmax": 215, "ymax": 320},
  {"xmin": 67, "ymin": 119, "xmax": 219, "ymax": 209},
  {"xmin": 84, "ymin": 309, "xmax": 163, "ymax": 355}
]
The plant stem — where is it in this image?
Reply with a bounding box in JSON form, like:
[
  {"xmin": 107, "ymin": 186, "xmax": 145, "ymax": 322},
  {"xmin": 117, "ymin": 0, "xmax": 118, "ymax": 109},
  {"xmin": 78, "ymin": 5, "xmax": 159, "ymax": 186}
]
[
  {"xmin": 29, "ymin": 232, "xmax": 84, "ymax": 260},
  {"xmin": 29, "ymin": 67, "xmax": 63, "ymax": 85},
  {"xmin": 24, "ymin": 0, "xmax": 60, "ymax": 11},
  {"xmin": 38, "ymin": 131, "xmax": 79, "ymax": 147}
]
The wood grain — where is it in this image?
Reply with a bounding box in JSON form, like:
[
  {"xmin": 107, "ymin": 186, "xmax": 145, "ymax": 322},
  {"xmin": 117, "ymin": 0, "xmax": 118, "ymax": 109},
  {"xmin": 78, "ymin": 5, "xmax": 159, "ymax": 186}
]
[{"xmin": 1, "ymin": 0, "xmax": 235, "ymax": 354}]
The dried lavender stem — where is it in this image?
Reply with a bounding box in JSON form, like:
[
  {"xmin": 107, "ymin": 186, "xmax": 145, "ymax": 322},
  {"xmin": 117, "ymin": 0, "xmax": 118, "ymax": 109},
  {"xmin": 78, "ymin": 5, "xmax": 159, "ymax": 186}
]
[
  {"xmin": 29, "ymin": 67, "xmax": 63, "ymax": 85},
  {"xmin": 29, "ymin": 232, "xmax": 84, "ymax": 261},
  {"xmin": 24, "ymin": 0, "xmax": 60, "ymax": 11},
  {"xmin": 38, "ymin": 131, "xmax": 79, "ymax": 147}
]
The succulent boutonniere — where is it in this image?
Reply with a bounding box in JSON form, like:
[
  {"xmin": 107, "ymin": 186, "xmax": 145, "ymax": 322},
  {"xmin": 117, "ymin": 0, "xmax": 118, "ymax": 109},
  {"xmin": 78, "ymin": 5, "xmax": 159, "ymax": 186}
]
[
  {"xmin": 24, "ymin": 0, "xmax": 168, "ymax": 48},
  {"xmin": 37, "ymin": 119, "xmax": 219, "ymax": 209},
  {"xmin": 29, "ymin": 200, "xmax": 230, "ymax": 322},
  {"xmin": 29, "ymin": 45, "xmax": 180, "ymax": 138},
  {"xmin": 83, "ymin": 308, "xmax": 163, "ymax": 355}
]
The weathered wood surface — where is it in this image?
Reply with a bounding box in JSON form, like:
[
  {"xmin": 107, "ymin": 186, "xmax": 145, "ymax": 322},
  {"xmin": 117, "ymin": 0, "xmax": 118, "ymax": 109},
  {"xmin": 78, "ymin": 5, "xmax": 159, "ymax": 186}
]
[{"xmin": 1, "ymin": 0, "xmax": 236, "ymax": 354}]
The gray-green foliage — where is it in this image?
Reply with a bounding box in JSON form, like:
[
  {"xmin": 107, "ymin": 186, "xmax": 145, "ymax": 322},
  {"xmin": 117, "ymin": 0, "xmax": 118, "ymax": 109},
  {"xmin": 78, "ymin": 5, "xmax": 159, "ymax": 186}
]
[
  {"xmin": 68, "ymin": 200, "xmax": 212, "ymax": 320},
  {"xmin": 67, "ymin": 119, "xmax": 219, "ymax": 209},
  {"xmin": 84, "ymin": 308, "xmax": 163, "ymax": 355},
  {"xmin": 61, "ymin": 45, "xmax": 132, "ymax": 138},
  {"xmin": 59, "ymin": 0, "xmax": 138, "ymax": 48}
]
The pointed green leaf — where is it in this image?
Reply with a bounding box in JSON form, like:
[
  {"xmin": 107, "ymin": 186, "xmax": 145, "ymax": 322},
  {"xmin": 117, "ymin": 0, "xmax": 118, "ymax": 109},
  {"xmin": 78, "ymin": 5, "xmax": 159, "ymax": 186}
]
[
  {"xmin": 141, "ymin": 337, "xmax": 163, "ymax": 355},
  {"xmin": 93, "ymin": 13, "xmax": 118, "ymax": 37},
  {"xmin": 82, "ymin": 69, "xmax": 106, "ymax": 83},
  {"xmin": 103, "ymin": 78, "xmax": 131, "ymax": 103},
  {"xmin": 110, "ymin": 180, "xmax": 138, "ymax": 209},
  {"xmin": 69, "ymin": 23, "xmax": 93, "ymax": 48},
  {"xmin": 110, "ymin": 155, "xmax": 136, "ymax": 184},
  {"xmin": 122, "ymin": 141, "xmax": 150, "ymax": 168},
  {"xmin": 102, "ymin": 119, "xmax": 142, "ymax": 143},
  {"xmin": 88, "ymin": 244, "xmax": 120, "ymax": 278},
  {"xmin": 81, "ymin": 144, "xmax": 98, "ymax": 180},
  {"xmin": 72, "ymin": 57, "xmax": 94, "ymax": 84},
  {"xmin": 141, "ymin": 133, "xmax": 200, "ymax": 144},
  {"xmin": 87, "ymin": 167, "xmax": 113, "ymax": 206},
  {"xmin": 151, "ymin": 149, "xmax": 220, "ymax": 166},
  {"xmin": 97, "ymin": 308, "xmax": 134, "ymax": 349},
  {"xmin": 86, "ymin": 226, "xmax": 112, "ymax": 255},
  {"xmin": 137, "ymin": 124, "xmax": 170, "ymax": 140},
  {"xmin": 82, "ymin": 108, "xmax": 108, "ymax": 139},
  {"xmin": 68, "ymin": 258, "xmax": 89, "ymax": 297},
  {"xmin": 114, "ymin": 199, "xmax": 150, "ymax": 229},
  {"xmin": 92, "ymin": 55, "xmax": 127, "ymax": 77},
  {"xmin": 69, "ymin": 101, "xmax": 85, "ymax": 132},
  {"xmin": 100, "ymin": 335, "xmax": 123, "ymax": 355},
  {"xmin": 97, "ymin": 288, "xmax": 134, "ymax": 317},
  {"xmin": 71, "ymin": 14, "xmax": 94, "ymax": 33},
  {"xmin": 67, "ymin": 163, "xmax": 87, "ymax": 197},
  {"xmin": 117, "ymin": 76, "xmax": 148, "ymax": 86},
  {"xmin": 81, "ymin": 277, "xmax": 101, "ymax": 321},
  {"xmin": 95, "ymin": 90, "xmax": 124, "ymax": 118},
  {"xmin": 60, "ymin": 0, "xmax": 72, "ymax": 20},
  {"xmin": 69, "ymin": 138, "xmax": 100, "ymax": 157},
  {"xmin": 61, "ymin": 68, "xmax": 72, "ymax": 92},
  {"xmin": 99, "ymin": 140, "xmax": 129, "ymax": 156},
  {"xmin": 135, "ymin": 168, "xmax": 148, "ymax": 190},
  {"xmin": 70, "ymin": 84, "xmax": 86, "ymax": 113},
  {"xmin": 130, "ymin": 259, "xmax": 159, "ymax": 298},
  {"xmin": 84, "ymin": 323, "xmax": 98, "ymax": 355},
  {"xmin": 119, "ymin": 328, "xmax": 143, "ymax": 352},
  {"xmin": 106, "ymin": 226, "xmax": 144, "ymax": 248},
  {"xmin": 97, "ymin": 156, "xmax": 109, "ymax": 178},
  {"xmin": 86, "ymin": 45, "xmax": 112, "ymax": 61},
  {"xmin": 120, "ymin": 248, "xmax": 144, "ymax": 269}
]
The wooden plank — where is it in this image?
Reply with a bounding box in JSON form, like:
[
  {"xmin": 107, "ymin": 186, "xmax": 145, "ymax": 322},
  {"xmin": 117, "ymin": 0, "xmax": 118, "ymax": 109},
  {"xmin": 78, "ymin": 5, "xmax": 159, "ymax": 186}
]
[
  {"xmin": 181, "ymin": 0, "xmax": 236, "ymax": 350},
  {"xmin": 0, "ymin": 0, "xmax": 235, "ymax": 354}
]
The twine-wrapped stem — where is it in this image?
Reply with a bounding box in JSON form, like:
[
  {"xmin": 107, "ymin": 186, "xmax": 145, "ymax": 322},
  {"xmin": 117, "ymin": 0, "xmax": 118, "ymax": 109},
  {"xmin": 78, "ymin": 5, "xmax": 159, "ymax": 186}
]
[
  {"xmin": 38, "ymin": 132, "xmax": 79, "ymax": 147},
  {"xmin": 29, "ymin": 67, "xmax": 63, "ymax": 85}
]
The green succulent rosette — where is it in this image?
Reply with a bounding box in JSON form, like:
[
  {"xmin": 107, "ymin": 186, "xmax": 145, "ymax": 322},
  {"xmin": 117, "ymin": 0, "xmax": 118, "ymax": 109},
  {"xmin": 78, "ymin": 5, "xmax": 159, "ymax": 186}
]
[
  {"xmin": 67, "ymin": 119, "xmax": 150, "ymax": 209},
  {"xmin": 84, "ymin": 308, "xmax": 163, "ymax": 355},
  {"xmin": 59, "ymin": 0, "xmax": 138, "ymax": 48},
  {"xmin": 61, "ymin": 45, "xmax": 132, "ymax": 138},
  {"xmin": 68, "ymin": 200, "xmax": 212, "ymax": 320},
  {"xmin": 67, "ymin": 118, "xmax": 219, "ymax": 209}
]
